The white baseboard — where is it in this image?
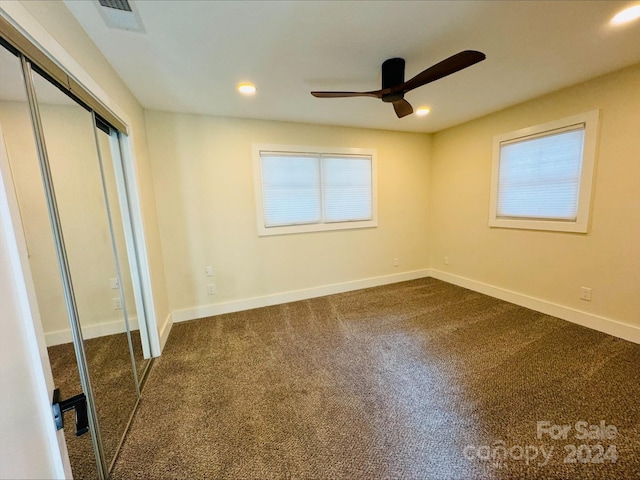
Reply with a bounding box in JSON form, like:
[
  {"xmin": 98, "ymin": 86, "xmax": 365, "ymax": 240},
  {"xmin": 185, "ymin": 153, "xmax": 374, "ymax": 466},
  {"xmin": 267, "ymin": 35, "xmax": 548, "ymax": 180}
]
[
  {"xmin": 172, "ymin": 269, "xmax": 431, "ymax": 323},
  {"xmin": 45, "ymin": 317, "xmax": 139, "ymax": 347},
  {"xmin": 172, "ymin": 268, "xmax": 640, "ymax": 345},
  {"xmin": 158, "ymin": 313, "xmax": 173, "ymax": 353},
  {"xmin": 429, "ymin": 269, "xmax": 640, "ymax": 345}
]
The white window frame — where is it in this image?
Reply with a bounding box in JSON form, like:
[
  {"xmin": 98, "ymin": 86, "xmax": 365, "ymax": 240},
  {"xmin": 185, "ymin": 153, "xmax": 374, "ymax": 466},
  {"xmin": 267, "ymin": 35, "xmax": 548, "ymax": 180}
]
[
  {"xmin": 252, "ymin": 144, "xmax": 378, "ymax": 236},
  {"xmin": 489, "ymin": 110, "xmax": 599, "ymax": 233}
]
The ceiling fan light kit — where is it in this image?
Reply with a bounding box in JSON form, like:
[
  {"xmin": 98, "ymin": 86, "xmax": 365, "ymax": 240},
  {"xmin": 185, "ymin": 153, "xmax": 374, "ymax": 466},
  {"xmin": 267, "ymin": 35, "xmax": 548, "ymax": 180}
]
[{"xmin": 311, "ymin": 50, "xmax": 486, "ymax": 119}]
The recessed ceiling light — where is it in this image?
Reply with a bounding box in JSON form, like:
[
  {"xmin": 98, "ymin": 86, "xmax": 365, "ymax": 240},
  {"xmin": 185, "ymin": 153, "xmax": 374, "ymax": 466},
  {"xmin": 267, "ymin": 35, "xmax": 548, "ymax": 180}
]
[
  {"xmin": 416, "ymin": 107, "xmax": 431, "ymax": 116},
  {"xmin": 611, "ymin": 4, "xmax": 640, "ymax": 25},
  {"xmin": 238, "ymin": 83, "xmax": 256, "ymax": 95}
]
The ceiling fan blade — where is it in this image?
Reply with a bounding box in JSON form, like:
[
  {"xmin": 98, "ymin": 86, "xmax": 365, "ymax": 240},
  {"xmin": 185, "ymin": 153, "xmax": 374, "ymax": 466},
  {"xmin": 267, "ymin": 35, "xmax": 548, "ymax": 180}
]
[
  {"xmin": 401, "ymin": 50, "xmax": 486, "ymax": 93},
  {"xmin": 311, "ymin": 90, "xmax": 382, "ymax": 98},
  {"xmin": 393, "ymin": 99, "xmax": 413, "ymax": 118}
]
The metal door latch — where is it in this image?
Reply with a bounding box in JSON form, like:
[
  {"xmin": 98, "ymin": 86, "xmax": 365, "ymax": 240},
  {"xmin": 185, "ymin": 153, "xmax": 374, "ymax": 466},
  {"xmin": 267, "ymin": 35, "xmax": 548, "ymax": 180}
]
[{"xmin": 52, "ymin": 388, "xmax": 89, "ymax": 436}]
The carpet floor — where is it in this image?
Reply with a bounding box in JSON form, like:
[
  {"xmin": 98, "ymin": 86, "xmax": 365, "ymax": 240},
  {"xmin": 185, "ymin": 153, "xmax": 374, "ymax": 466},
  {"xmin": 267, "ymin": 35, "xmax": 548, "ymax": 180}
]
[{"xmin": 110, "ymin": 278, "xmax": 640, "ymax": 479}]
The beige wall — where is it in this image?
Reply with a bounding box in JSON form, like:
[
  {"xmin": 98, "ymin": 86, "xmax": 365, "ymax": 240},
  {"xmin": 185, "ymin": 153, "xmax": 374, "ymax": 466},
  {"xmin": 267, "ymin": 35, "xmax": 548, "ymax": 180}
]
[
  {"xmin": 145, "ymin": 112, "xmax": 431, "ymax": 313},
  {"xmin": 429, "ymin": 63, "xmax": 640, "ymax": 326},
  {"xmin": 17, "ymin": 0, "xmax": 171, "ymax": 339},
  {"xmin": 11, "ymin": 1, "xmax": 637, "ymax": 339}
]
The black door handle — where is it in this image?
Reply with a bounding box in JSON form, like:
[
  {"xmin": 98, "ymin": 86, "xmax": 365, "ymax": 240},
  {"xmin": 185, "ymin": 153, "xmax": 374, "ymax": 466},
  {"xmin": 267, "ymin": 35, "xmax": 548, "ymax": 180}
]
[{"xmin": 52, "ymin": 388, "xmax": 89, "ymax": 436}]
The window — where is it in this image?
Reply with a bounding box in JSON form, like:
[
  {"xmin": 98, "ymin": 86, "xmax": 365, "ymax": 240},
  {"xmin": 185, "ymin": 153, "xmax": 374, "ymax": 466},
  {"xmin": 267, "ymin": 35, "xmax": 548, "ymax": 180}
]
[
  {"xmin": 253, "ymin": 145, "xmax": 377, "ymax": 236},
  {"xmin": 489, "ymin": 110, "xmax": 599, "ymax": 233}
]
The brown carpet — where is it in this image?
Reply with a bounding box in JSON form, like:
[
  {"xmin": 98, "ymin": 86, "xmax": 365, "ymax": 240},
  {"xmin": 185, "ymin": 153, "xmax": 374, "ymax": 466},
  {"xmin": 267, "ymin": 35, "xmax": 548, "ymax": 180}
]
[
  {"xmin": 48, "ymin": 330, "xmax": 147, "ymax": 479},
  {"xmin": 110, "ymin": 278, "xmax": 640, "ymax": 479}
]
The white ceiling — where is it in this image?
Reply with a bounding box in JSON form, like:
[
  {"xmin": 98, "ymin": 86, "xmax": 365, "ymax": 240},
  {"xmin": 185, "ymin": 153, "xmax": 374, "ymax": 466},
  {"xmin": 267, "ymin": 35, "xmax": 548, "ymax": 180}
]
[{"xmin": 64, "ymin": 0, "xmax": 640, "ymax": 133}]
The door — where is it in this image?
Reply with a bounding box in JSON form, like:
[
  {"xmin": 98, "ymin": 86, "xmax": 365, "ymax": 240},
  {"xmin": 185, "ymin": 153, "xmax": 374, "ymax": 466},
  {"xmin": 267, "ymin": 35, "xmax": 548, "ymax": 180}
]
[
  {"xmin": 0, "ymin": 44, "xmax": 72, "ymax": 479},
  {"xmin": 0, "ymin": 39, "xmax": 148, "ymax": 479}
]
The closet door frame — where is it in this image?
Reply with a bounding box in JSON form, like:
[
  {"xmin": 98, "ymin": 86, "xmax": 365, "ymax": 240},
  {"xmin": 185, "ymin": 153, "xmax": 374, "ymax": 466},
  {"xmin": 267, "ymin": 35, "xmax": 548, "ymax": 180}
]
[
  {"xmin": 0, "ymin": 7, "xmax": 160, "ymax": 478},
  {"xmin": 4, "ymin": 41, "xmax": 154, "ymax": 480},
  {"xmin": 104, "ymin": 125, "xmax": 152, "ymax": 361}
]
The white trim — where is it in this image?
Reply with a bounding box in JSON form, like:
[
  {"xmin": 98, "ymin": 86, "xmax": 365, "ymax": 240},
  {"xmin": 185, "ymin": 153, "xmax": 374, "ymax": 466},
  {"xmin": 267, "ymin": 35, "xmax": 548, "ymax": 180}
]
[
  {"xmin": 172, "ymin": 268, "xmax": 640, "ymax": 345},
  {"xmin": 116, "ymin": 133, "xmax": 161, "ymax": 357},
  {"xmin": 167, "ymin": 265, "xmax": 638, "ymax": 355},
  {"xmin": 158, "ymin": 313, "xmax": 174, "ymax": 352},
  {"xmin": 429, "ymin": 269, "xmax": 640, "ymax": 345},
  {"xmin": 45, "ymin": 317, "xmax": 140, "ymax": 347},
  {"xmin": 488, "ymin": 110, "xmax": 599, "ymax": 233},
  {"xmin": 108, "ymin": 131, "xmax": 151, "ymax": 359},
  {"xmin": 172, "ymin": 269, "xmax": 431, "ymax": 323}
]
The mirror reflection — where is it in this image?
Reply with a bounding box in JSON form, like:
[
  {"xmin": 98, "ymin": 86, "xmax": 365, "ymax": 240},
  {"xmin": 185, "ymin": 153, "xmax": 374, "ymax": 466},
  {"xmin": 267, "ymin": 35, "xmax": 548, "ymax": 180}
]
[{"xmin": 0, "ymin": 43, "xmax": 149, "ymax": 479}]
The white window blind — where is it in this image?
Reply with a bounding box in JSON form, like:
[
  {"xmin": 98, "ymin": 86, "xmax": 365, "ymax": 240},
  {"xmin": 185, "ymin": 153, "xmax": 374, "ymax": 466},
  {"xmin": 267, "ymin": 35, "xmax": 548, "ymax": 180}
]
[
  {"xmin": 497, "ymin": 126, "xmax": 585, "ymax": 220},
  {"xmin": 261, "ymin": 153, "xmax": 321, "ymax": 227},
  {"xmin": 322, "ymin": 156, "xmax": 372, "ymax": 223},
  {"xmin": 254, "ymin": 146, "xmax": 377, "ymax": 235},
  {"xmin": 489, "ymin": 110, "xmax": 599, "ymax": 233}
]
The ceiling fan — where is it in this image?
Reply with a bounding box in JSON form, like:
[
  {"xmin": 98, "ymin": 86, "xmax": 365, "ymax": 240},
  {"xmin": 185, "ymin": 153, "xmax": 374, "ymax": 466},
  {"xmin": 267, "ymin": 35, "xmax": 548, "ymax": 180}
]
[{"xmin": 311, "ymin": 50, "xmax": 486, "ymax": 118}]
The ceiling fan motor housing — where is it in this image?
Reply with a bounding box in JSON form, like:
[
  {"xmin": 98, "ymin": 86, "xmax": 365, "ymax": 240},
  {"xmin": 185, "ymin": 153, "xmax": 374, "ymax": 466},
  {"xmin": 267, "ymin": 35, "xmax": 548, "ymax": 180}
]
[
  {"xmin": 381, "ymin": 58, "xmax": 406, "ymax": 103},
  {"xmin": 310, "ymin": 50, "xmax": 486, "ymax": 119}
]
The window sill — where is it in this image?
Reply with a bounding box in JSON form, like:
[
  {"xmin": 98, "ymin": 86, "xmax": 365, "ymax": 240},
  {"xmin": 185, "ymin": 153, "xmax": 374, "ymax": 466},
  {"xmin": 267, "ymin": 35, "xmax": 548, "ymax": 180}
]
[
  {"xmin": 489, "ymin": 217, "xmax": 588, "ymax": 233},
  {"xmin": 258, "ymin": 219, "xmax": 377, "ymax": 237}
]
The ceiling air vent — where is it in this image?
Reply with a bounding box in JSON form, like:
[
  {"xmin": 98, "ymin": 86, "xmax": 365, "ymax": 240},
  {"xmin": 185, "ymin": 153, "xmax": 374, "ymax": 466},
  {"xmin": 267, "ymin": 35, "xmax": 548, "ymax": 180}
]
[
  {"xmin": 98, "ymin": 0, "xmax": 132, "ymax": 12},
  {"xmin": 95, "ymin": 0, "xmax": 145, "ymax": 33}
]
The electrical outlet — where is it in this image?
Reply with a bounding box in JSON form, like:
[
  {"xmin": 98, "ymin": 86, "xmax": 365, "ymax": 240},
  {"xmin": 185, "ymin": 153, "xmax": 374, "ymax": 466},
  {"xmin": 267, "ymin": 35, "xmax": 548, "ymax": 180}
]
[
  {"xmin": 444, "ymin": 256, "xmax": 449, "ymax": 265},
  {"xmin": 580, "ymin": 287, "xmax": 592, "ymax": 301},
  {"xmin": 205, "ymin": 266, "xmax": 214, "ymax": 277},
  {"xmin": 113, "ymin": 298, "xmax": 123, "ymax": 310},
  {"xmin": 393, "ymin": 257, "xmax": 399, "ymax": 267},
  {"xmin": 207, "ymin": 283, "xmax": 217, "ymax": 295},
  {"xmin": 110, "ymin": 277, "xmax": 119, "ymax": 289}
]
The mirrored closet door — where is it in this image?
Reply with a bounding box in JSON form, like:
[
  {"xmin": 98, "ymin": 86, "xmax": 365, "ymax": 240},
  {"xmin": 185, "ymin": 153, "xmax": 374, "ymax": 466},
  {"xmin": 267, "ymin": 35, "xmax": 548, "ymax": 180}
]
[{"xmin": 0, "ymin": 39, "xmax": 150, "ymax": 480}]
